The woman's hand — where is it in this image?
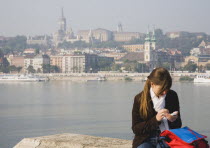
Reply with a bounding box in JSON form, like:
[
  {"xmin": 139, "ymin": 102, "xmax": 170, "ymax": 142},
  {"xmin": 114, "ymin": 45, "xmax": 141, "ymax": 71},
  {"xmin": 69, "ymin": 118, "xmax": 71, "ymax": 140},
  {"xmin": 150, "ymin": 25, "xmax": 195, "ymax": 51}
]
[
  {"xmin": 156, "ymin": 109, "xmax": 169, "ymax": 121},
  {"xmin": 165, "ymin": 111, "xmax": 179, "ymax": 122}
]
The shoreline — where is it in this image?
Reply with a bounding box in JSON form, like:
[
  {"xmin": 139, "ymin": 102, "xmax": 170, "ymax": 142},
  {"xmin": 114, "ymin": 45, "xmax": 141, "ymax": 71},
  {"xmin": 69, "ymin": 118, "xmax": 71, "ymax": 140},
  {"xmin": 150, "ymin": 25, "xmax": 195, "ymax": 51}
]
[
  {"xmin": 0, "ymin": 72, "xmax": 200, "ymax": 82},
  {"xmin": 37, "ymin": 72, "xmax": 197, "ymax": 82}
]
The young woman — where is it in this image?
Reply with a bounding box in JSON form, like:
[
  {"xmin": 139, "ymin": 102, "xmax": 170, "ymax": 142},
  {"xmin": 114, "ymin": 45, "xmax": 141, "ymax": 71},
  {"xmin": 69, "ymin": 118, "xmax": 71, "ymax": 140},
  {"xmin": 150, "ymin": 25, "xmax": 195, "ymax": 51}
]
[{"xmin": 132, "ymin": 67, "xmax": 182, "ymax": 148}]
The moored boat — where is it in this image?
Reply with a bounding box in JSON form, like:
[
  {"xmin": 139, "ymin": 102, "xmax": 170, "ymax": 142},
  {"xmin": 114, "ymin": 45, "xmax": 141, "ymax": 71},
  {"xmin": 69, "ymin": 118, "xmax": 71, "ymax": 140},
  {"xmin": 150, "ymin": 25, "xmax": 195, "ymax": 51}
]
[
  {"xmin": 0, "ymin": 74, "xmax": 48, "ymax": 82},
  {"xmin": 194, "ymin": 74, "xmax": 210, "ymax": 83},
  {"xmin": 87, "ymin": 76, "xmax": 106, "ymax": 82}
]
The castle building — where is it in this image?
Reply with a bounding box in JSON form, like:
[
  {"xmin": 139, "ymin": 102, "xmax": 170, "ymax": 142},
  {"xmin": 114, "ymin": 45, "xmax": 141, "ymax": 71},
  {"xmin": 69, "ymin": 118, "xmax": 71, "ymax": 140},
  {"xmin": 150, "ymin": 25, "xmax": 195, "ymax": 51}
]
[
  {"xmin": 77, "ymin": 28, "xmax": 112, "ymax": 42},
  {"xmin": 52, "ymin": 11, "xmax": 145, "ymax": 45},
  {"xmin": 77, "ymin": 24, "xmax": 144, "ymax": 43},
  {"xmin": 113, "ymin": 23, "xmax": 144, "ymax": 42},
  {"xmin": 113, "ymin": 32, "xmax": 142, "ymax": 42}
]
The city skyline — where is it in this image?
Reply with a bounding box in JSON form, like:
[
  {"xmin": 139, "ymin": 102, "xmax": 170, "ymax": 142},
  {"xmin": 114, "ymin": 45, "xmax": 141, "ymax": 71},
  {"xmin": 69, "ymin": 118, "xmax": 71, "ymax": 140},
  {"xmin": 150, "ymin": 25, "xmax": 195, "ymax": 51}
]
[{"xmin": 0, "ymin": 0, "xmax": 210, "ymax": 36}]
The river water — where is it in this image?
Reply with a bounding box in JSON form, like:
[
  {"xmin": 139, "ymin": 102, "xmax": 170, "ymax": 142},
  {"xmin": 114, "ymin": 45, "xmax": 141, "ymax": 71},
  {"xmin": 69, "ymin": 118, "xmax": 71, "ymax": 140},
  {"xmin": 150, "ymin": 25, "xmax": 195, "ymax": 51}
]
[{"xmin": 0, "ymin": 81, "xmax": 210, "ymax": 148}]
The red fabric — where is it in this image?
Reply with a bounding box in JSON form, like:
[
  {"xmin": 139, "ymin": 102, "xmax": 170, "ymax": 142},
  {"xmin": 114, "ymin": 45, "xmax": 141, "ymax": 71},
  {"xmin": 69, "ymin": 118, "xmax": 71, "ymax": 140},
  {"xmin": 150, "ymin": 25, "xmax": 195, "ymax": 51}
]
[{"xmin": 160, "ymin": 130, "xmax": 209, "ymax": 148}]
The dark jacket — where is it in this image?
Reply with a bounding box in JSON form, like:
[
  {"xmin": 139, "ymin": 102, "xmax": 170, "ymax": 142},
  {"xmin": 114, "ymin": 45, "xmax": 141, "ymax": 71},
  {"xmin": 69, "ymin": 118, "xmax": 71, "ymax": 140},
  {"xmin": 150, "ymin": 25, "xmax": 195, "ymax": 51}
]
[{"xmin": 132, "ymin": 90, "xmax": 182, "ymax": 148}]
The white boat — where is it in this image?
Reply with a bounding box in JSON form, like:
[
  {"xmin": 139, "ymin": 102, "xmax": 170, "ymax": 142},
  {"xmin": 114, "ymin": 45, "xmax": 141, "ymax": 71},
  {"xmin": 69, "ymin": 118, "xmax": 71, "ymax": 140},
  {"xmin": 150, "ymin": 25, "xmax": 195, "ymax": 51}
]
[
  {"xmin": 194, "ymin": 74, "xmax": 210, "ymax": 83},
  {"xmin": 142, "ymin": 77, "xmax": 147, "ymax": 82},
  {"xmin": 87, "ymin": 76, "xmax": 106, "ymax": 82},
  {"xmin": 0, "ymin": 74, "xmax": 48, "ymax": 82}
]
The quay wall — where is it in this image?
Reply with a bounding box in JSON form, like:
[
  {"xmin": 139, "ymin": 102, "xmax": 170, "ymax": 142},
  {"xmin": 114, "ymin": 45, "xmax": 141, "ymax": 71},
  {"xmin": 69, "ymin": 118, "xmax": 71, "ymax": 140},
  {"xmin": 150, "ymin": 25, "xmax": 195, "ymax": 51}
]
[
  {"xmin": 14, "ymin": 133, "xmax": 132, "ymax": 148},
  {"xmin": 36, "ymin": 72, "xmax": 197, "ymax": 82}
]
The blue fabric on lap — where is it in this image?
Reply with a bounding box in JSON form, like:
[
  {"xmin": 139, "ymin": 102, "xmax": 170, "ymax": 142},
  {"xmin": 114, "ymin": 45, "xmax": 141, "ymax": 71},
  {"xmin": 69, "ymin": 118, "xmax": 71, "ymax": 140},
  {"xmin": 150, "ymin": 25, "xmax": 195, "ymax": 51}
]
[{"xmin": 169, "ymin": 126, "xmax": 206, "ymax": 143}]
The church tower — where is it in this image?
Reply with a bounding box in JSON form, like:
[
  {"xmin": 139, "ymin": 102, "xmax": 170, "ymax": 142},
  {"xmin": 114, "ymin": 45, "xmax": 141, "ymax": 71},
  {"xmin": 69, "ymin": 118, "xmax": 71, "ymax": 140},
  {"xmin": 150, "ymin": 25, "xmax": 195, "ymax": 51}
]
[
  {"xmin": 53, "ymin": 8, "xmax": 67, "ymax": 46},
  {"xmin": 117, "ymin": 23, "xmax": 123, "ymax": 32},
  {"xmin": 58, "ymin": 8, "xmax": 66, "ymax": 32},
  {"xmin": 151, "ymin": 25, "xmax": 156, "ymax": 50},
  {"xmin": 144, "ymin": 28, "xmax": 152, "ymax": 62},
  {"xmin": 88, "ymin": 29, "xmax": 94, "ymax": 45},
  {"xmin": 144, "ymin": 25, "xmax": 157, "ymax": 70}
]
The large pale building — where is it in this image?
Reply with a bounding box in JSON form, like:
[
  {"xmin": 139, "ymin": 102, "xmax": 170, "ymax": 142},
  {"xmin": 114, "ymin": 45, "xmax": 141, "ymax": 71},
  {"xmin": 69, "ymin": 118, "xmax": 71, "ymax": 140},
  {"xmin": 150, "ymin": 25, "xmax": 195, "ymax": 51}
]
[
  {"xmin": 52, "ymin": 13, "xmax": 145, "ymax": 45},
  {"xmin": 50, "ymin": 54, "xmax": 98, "ymax": 73},
  {"xmin": 62, "ymin": 55, "xmax": 85, "ymax": 73},
  {"xmin": 50, "ymin": 54, "xmax": 113, "ymax": 73},
  {"xmin": 77, "ymin": 28, "xmax": 112, "ymax": 42},
  {"xmin": 113, "ymin": 32, "xmax": 142, "ymax": 42},
  {"xmin": 77, "ymin": 23, "xmax": 145, "ymax": 43},
  {"xmin": 113, "ymin": 23, "xmax": 144, "ymax": 42},
  {"xmin": 24, "ymin": 55, "xmax": 50, "ymax": 73}
]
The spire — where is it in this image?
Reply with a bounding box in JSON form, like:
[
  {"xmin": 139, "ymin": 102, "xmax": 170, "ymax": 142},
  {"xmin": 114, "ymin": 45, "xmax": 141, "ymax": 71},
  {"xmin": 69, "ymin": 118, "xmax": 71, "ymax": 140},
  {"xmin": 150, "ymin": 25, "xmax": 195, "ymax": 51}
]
[
  {"xmin": 153, "ymin": 25, "xmax": 155, "ymax": 36},
  {"xmin": 88, "ymin": 29, "xmax": 94, "ymax": 46},
  {"xmin": 58, "ymin": 7, "xmax": 66, "ymax": 32},
  {"xmin": 145, "ymin": 25, "xmax": 150, "ymax": 42},
  {"xmin": 88, "ymin": 29, "xmax": 93, "ymax": 37},
  {"xmin": 151, "ymin": 25, "xmax": 156, "ymax": 42},
  {"xmin": 147, "ymin": 25, "xmax": 150, "ymax": 35},
  {"xmin": 61, "ymin": 7, "xmax": 64, "ymax": 19}
]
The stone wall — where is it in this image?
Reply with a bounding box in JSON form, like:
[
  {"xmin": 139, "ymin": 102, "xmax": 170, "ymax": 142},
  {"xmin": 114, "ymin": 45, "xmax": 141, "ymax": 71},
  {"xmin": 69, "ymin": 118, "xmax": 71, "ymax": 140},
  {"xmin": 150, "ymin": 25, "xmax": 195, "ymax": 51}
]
[{"xmin": 14, "ymin": 133, "xmax": 132, "ymax": 148}]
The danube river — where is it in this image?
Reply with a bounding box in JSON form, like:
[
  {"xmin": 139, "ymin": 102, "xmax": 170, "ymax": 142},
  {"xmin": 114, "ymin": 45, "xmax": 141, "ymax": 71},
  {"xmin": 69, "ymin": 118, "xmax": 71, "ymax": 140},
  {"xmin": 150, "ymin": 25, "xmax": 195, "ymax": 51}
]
[{"xmin": 0, "ymin": 81, "xmax": 210, "ymax": 148}]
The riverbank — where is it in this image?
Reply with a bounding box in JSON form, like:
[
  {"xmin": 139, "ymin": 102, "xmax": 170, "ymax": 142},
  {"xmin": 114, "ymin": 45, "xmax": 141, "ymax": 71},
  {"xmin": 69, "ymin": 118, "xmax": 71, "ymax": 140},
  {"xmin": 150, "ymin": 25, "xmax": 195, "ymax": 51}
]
[
  {"xmin": 36, "ymin": 72, "xmax": 198, "ymax": 82},
  {"xmin": 14, "ymin": 133, "xmax": 132, "ymax": 148}
]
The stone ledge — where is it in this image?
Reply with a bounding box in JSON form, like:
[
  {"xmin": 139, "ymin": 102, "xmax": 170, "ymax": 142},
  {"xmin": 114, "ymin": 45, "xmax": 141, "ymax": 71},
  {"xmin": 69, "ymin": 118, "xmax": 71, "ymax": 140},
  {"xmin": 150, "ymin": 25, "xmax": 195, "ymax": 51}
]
[{"xmin": 14, "ymin": 133, "xmax": 132, "ymax": 148}]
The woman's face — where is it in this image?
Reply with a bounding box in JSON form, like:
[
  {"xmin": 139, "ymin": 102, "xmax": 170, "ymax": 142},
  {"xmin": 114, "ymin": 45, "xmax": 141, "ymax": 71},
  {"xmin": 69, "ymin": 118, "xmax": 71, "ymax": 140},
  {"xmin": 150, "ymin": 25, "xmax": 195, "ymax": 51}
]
[{"xmin": 151, "ymin": 82, "xmax": 168, "ymax": 97}]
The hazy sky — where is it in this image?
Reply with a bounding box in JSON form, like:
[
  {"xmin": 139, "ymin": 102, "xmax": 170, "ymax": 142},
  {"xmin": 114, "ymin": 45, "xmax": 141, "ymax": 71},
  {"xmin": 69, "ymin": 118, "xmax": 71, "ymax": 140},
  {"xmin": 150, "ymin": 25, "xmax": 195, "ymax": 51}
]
[{"xmin": 0, "ymin": 0, "xmax": 210, "ymax": 36}]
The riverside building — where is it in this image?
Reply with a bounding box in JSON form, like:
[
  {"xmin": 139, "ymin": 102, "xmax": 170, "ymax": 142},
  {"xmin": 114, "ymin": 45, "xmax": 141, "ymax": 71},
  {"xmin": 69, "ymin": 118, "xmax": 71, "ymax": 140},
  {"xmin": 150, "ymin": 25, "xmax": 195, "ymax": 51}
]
[
  {"xmin": 6, "ymin": 55, "xmax": 24, "ymax": 70},
  {"xmin": 24, "ymin": 54, "xmax": 50, "ymax": 73},
  {"xmin": 50, "ymin": 54, "xmax": 114, "ymax": 73}
]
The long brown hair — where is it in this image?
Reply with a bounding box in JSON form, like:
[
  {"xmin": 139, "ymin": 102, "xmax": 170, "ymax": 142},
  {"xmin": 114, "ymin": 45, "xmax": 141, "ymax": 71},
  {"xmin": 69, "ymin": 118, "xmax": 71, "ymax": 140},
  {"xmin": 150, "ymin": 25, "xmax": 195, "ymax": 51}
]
[{"xmin": 139, "ymin": 67, "xmax": 172, "ymax": 120}]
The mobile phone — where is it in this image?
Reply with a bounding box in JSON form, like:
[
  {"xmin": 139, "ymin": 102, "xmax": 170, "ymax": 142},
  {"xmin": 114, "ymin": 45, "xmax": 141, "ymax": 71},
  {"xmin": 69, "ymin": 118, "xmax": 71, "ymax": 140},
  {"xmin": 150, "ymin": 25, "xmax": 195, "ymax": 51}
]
[{"xmin": 171, "ymin": 111, "xmax": 178, "ymax": 116}]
